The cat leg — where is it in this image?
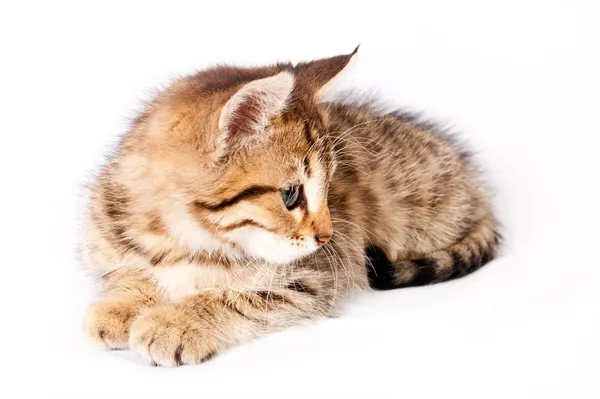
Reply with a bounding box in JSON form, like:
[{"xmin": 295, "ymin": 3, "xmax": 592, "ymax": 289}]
[
  {"xmin": 84, "ymin": 271, "xmax": 159, "ymax": 349},
  {"xmin": 128, "ymin": 273, "xmax": 334, "ymax": 366}
]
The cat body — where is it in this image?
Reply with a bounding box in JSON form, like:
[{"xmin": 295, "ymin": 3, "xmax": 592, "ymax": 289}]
[{"xmin": 83, "ymin": 49, "xmax": 499, "ymax": 366}]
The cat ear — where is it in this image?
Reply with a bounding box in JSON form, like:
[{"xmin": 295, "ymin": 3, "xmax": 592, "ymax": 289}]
[
  {"xmin": 294, "ymin": 46, "xmax": 359, "ymax": 100},
  {"xmin": 217, "ymin": 71, "xmax": 294, "ymax": 156}
]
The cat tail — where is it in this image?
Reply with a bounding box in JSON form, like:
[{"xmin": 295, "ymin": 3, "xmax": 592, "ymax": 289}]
[{"xmin": 367, "ymin": 214, "xmax": 501, "ymax": 290}]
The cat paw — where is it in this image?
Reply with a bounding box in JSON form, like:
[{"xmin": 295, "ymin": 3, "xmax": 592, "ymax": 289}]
[
  {"xmin": 129, "ymin": 307, "xmax": 216, "ymax": 367},
  {"xmin": 84, "ymin": 300, "xmax": 136, "ymax": 349}
]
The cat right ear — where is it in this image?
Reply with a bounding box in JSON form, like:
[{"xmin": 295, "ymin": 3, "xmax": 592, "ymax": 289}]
[
  {"xmin": 216, "ymin": 71, "xmax": 294, "ymax": 159},
  {"xmin": 294, "ymin": 46, "xmax": 359, "ymax": 100}
]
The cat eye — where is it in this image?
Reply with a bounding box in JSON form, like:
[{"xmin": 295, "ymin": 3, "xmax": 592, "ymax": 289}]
[{"xmin": 281, "ymin": 185, "xmax": 301, "ymax": 209}]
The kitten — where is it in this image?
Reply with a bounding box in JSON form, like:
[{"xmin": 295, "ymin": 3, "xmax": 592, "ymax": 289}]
[{"xmin": 83, "ymin": 47, "xmax": 500, "ymax": 366}]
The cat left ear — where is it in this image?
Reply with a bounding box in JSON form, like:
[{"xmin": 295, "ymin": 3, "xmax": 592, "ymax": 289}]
[
  {"xmin": 294, "ymin": 46, "xmax": 359, "ymax": 100},
  {"xmin": 217, "ymin": 71, "xmax": 294, "ymax": 157}
]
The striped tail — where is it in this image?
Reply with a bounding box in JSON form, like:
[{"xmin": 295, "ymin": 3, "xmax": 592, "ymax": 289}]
[{"xmin": 367, "ymin": 215, "xmax": 501, "ymax": 290}]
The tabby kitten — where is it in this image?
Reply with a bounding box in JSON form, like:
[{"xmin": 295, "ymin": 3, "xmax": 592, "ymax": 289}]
[{"xmin": 83, "ymin": 48, "xmax": 500, "ymax": 366}]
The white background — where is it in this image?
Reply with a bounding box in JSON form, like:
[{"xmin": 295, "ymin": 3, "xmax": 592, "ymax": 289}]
[{"xmin": 1, "ymin": 0, "xmax": 598, "ymax": 397}]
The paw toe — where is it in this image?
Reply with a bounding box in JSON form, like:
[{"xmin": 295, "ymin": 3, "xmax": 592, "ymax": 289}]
[
  {"xmin": 84, "ymin": 301, "xmax": 134, "ymax": 349},
  {"xmin": 129, "ymin": 308, "xmax": 214, "ymax": 367}
]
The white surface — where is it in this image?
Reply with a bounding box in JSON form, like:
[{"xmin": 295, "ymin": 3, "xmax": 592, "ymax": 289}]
[{"xmin": 1, "ymin": 0, "xmax": 598, "ymax": 397}]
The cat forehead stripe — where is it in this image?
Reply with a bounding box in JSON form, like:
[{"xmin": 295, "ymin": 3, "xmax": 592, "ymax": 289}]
[{"xmin": 303, "ymin": 120, "xmax": 315, "ymax": 147}]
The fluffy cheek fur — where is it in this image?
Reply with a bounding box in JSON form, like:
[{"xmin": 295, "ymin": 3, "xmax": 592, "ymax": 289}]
[{"xmin": 227, "ymin": 228, "xmax": 319, "ymax": 264}]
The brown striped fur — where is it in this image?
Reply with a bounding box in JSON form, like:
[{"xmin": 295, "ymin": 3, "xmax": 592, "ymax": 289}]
[{"xmin": 83, "ymin": 48, "xmax": 500, "ymax": 366}]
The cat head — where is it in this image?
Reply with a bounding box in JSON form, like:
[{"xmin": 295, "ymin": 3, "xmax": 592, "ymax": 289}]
[{"xmin": 114, "ymin": 48, "xmax": 357, "ymax": 264}]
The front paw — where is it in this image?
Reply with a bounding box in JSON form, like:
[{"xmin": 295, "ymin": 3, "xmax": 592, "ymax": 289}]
[
  {"xmin": 129, "ymin": 307, "xmax": 216, "ymax": 367},
  {"xmin": 84, "ymin": 300, "xmax": 137, "ymax": 349}
]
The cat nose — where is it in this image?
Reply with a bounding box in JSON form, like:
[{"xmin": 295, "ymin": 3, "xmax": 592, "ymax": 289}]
[{"xmin": 315, "ymin": 231, "xmax": 333, "ymax": 246}]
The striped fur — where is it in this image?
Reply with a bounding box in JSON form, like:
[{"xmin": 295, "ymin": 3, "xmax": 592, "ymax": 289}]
[{"xmin": 82, "ymin": 48, "xmax": 500, "ymax": 366}]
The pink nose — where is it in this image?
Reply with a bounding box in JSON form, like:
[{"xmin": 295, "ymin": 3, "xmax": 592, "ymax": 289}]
[{"xmin": 315, "ymin": 232, "xmax": 332, "ymax": 246}]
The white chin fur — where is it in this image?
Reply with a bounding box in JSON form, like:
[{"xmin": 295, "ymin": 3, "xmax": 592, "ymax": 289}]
[{"xmin": 227, "ymin": 229, "xmax": 317, "ymax": 264}]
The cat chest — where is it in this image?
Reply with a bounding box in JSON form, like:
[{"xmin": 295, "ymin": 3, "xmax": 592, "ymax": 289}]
[{"xmin": 148, "ymin": 262, "xmax": 232, "ymax": 303}]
